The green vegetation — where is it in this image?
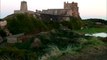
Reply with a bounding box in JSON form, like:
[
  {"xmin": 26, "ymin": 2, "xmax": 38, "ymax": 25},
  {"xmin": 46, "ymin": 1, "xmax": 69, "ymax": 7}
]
[
  {"xmin": 1, "ymin": 28, "xmax": 107, "ymax": 60},
  {"xmin": 5, "ymin": 14, "xmax": 83, "ymax": 35},
  {"xmin": 1, "ymin": 14, "xmax": 107, "ymax": 60},
  {"xmin": 6, "ymin": 13, "xmax": 48, "ymax": 34},
  {"xmin": 61, "ymin": 17, "xmax": 83, "ymax": 30},
  {"xmin": 0, "ymin": 47, "xmax": 37, "ymax": 60},
  {"xmin": 75, "ymin": 18, "xmax": 107, "ymax": 34},
  {"xmin": 76, "ymin": 27, "xmax": 107, "ymax": 34}
]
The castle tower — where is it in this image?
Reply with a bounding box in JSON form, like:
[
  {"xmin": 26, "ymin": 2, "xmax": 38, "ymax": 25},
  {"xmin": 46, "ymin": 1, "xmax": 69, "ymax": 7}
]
[
  {"xmin": 64, "ymin": 2, "xmax": 80, "ymax": 19},
  {"xmin": 20, "ymin": 1, "xmax": 28, "ymax": 11},
  {"xmin": 64, "ymin": 2, "xmax": 78, "ymax": 10},
  {"xmin": 71, "ymin": 2, "xmax": 80, "ymax": 18},
  {"xmin": 64, "ymin": 2, "xmax": 71, "ymax": 9}
]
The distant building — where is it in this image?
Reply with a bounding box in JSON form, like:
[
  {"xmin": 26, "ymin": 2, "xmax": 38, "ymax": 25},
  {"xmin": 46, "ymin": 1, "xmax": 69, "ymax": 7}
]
[
  {"xmin": 38, "ymin": 2, "xmax": 81, "ymax": 21},
  {"xmin": 14, "ymin": 1, "xmax": 81, "ymax": 21},
  {"xmin": 41, "ymin": 2, "xmax": 80, "ymax": 18},
  {"xmin": 14, "ymin": 1, "xmax": 34, "ymax": 14}
]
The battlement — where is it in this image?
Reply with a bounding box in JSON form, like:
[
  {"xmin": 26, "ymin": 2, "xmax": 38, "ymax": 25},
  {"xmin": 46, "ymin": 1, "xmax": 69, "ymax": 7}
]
[
  {"xmin": 21, "ymin": 1, "xmax": 27, "ymax": 3},
  {"xmin": 64, "ymin": 2, "xmax": 78, "ymax": 9}
]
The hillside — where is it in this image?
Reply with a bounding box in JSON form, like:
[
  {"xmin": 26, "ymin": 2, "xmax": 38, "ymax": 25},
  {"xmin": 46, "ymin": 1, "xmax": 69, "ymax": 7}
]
[
  {"xmin": 4, "ymin": 13, "xmax": 83, "ymax": 35},
  {"xmin": 0, "ymin": 13, "xmax": 107, "ymax": 60}
]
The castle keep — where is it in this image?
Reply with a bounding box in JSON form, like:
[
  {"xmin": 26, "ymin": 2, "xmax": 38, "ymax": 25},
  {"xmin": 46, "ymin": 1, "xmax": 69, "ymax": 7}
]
[
  {"xmin": 20, "ymin": 1, "xmax": 28, "ymax": 12},
  {"xmin": 14, "ymin": 1, "xmax": 81, "ymax": 20},
  {"xmin": 14, "ymin": 1, "xmax": 34, "ymax": 14}
]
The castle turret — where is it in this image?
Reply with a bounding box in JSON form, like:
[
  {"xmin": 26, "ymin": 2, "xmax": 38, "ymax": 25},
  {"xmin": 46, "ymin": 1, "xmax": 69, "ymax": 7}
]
[
  {"xmin": 14, "ymin": 1, "xmax": 34, "ymax": 14},
  {"xmin": 64, "ymin": 2, "xmax": 71, "ymax": 9},
  {"xmin": 64, "ymin": 2, "xmax": 80, "ymax": 19},
  {"xmin": 20, "ymin": 1, "xmax": 28, "ymax": 11},
  {"xmin": 71, "ymin": 2, "xmax": 80, "ymax": 18}
]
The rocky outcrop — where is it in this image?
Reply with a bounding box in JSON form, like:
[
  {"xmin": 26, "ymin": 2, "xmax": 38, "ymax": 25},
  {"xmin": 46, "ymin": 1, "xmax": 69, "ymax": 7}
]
[
  {"xmin": 31, "ymin": 38, "xmax": 41, "ymax": 48},
  {"xmin": 0, "ymin": 36, "xmax": 3, "ymax": 43}
]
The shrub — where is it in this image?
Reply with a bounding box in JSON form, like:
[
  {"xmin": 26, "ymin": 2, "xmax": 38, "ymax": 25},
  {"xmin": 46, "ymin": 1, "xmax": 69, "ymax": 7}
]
[
  {"xmin": 39, "ymin": 45, "xmax": 61, "ymax": 60},
  {"xmin": 87, "ymin": 37, "xmax": 104, "ymax": 46},
  {"xmin": 0, "ymin": 47, "xmax": 37, "ymax": 60},
  {"xmin": 0, "ymin": 29, "xmax": 6, "ymax": 37},
  {"xmin": 6, "ymin": 13, "xmax": 48, "ymax": 34},
  {"xmin": 61, "ymin": 17, "xmax": 84, "ymax": 30}
]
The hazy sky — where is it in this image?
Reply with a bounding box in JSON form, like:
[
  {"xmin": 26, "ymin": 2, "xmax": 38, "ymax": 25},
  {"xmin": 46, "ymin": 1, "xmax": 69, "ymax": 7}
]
[{"xmin": 0, "ymin": 0, "xmax": 107, "ymax": 19}]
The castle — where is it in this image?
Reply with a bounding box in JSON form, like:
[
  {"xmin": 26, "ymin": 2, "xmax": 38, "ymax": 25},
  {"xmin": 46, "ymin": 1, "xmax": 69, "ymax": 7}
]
[
  {"xmin": 14, "ymin": 1, "xmax": 34, "ymax": 14},
  {"xmin": 14, "ymin": 1, "xmax": 81, "ymax": 21}
]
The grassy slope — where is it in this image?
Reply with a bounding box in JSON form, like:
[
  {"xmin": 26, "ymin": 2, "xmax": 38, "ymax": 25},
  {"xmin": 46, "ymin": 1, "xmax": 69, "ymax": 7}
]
[
  {"xmin": 2, "ymin": 14, "xmax": 107, "ymax": 60},
  {"xmin": 75, "ymin": 27, "xmax": 107, "ymax": 34}
]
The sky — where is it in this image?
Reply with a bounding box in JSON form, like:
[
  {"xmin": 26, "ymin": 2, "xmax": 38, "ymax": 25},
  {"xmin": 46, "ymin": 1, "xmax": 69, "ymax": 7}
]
[{"xmin": 0, "ymin": 0, "xmax": 107, "ymax": 20}]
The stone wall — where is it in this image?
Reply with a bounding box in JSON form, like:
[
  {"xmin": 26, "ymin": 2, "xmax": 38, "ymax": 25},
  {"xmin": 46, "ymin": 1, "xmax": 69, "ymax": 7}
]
[
  {"xmin": 42, "ymin": 9, "xmax": 72, "ymax": 16},
  {"xmin": 41, "ymin": 2, "xmax": 80, "ymax": 19},
  {"xmin": 20, "ymin": 1, "xmax": 28, "ymax": 11},
  {"xmin": 64, "ymin": 2, "xmax": 80, "ymax": 18}
]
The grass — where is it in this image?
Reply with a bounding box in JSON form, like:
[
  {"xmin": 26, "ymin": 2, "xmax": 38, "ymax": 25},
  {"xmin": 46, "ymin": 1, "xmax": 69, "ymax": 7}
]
[{"xmin": 76, "ymin": 27, "xmax": 107, "ymax": 34}]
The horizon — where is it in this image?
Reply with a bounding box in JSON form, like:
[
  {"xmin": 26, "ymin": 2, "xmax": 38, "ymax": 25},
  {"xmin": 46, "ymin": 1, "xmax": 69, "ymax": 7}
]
[{"xmin": 0, "ymin": 0, "xmax": 107, "ymax": 20}]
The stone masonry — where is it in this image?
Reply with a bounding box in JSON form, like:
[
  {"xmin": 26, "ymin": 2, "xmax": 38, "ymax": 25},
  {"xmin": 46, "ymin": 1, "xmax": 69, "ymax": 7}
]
[
  {"xmin": 40, "ymin": 2, "xmax": 80, "ymax": 19},
  {"xmin": 14, "ymin": 1, "xmax": 34, "ymax": 14},
  {"xmin": 20, "ymin": 1, "xmax": 28, "ymax": 12}
]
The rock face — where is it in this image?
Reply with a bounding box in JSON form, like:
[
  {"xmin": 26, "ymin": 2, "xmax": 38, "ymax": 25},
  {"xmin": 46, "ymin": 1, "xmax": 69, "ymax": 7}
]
[
  {"xmin": 0, "ymin": 20, "xmax": 7, "ymax": 29},
  {"xmin": 31, "ymin": 38, "xmax": 41, "ymax": 48},
  {"xmin": 0, "ymin": 36, "xmax": 3, "ymax": 43}
]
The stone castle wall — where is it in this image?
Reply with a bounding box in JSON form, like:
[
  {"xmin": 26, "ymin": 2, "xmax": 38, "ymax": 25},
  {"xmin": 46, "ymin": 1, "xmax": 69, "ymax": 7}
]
[
  {"xmin": 40, "ymin": 2, "xmax": 80, "ymax": 18},
  {"xmin": 42, "ymin": 9, "xmax": 72, "ymax": 16}
]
